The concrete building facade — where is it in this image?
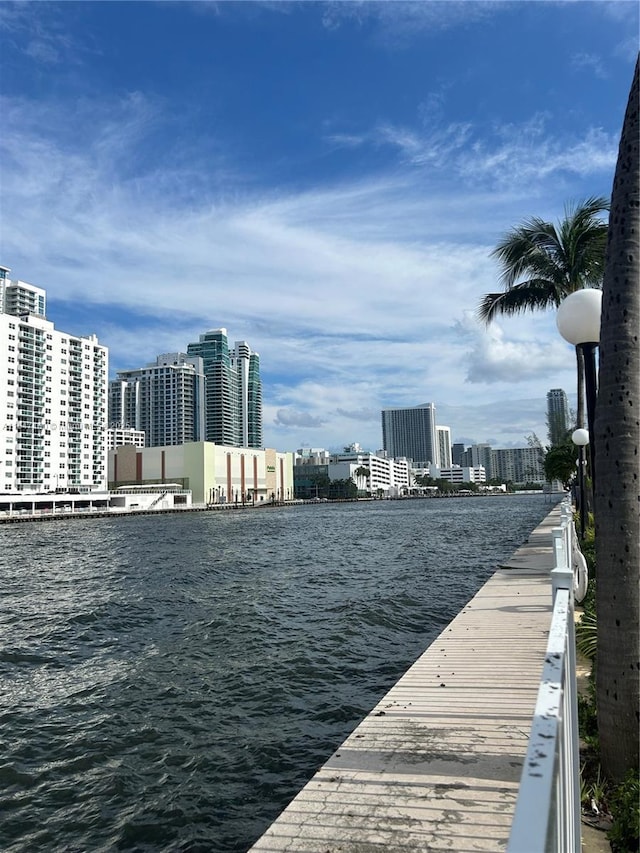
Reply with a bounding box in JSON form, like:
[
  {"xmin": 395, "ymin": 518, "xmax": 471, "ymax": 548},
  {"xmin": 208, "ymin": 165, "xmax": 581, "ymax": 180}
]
[
  {"xmin": 109, "ymin": 353, "xmax": 206, "ymax": 447},
  {"xmin": 294, "ymin": 443, "xmax": 411, "ymax": 497},
  {"xmin": 108, "ymin": 441, "xmax": 293, "ymax": 505},
  {"xmin": 436, "ymin": 425, "xmax": 452, "ymax": 469},
  {"xmin": 107, "ymin": 426, "xmax": 146, "ymax": 450},
  {"xmin": 490, "ymin": 447, "xmax": 545, "ymax": 485},
  {"xmin": 381, "ymin": 403, "xmax": 438, "ymax": 468},
  {"xmin": 0, "ymin": 267, "xmax": 108, "ymax": 493},
  {"xmin": 429, "ymin": 464, "xmax": 487, "ymax": 484}
]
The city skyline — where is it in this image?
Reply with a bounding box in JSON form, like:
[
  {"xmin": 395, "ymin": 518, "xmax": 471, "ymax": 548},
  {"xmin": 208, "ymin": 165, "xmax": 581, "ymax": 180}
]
[{"xmin": 2, "ymin": 2, "xmax": 637, "ymax": 451}]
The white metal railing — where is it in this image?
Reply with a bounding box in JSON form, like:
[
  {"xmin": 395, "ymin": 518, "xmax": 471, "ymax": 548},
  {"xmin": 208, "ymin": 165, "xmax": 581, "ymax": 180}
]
[{"xmin": 508, "ymin": 500, "xmax": 581, "ymax": 853}]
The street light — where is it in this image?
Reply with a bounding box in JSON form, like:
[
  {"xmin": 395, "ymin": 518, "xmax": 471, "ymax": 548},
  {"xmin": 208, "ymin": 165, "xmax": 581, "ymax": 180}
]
[
  {"xmin": 571, "ymin": 428, "xmax": 589, "ymax": 539},
  {"xmin": 556, "ymin": 289, "xmax": 602, "ymax": 488}
]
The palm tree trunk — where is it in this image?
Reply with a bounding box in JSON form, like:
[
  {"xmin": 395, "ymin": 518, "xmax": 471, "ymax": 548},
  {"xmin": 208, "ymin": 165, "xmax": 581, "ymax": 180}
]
[{"xmin": 594, "ymin": 56, "xmax": 639, "ymax": 783}]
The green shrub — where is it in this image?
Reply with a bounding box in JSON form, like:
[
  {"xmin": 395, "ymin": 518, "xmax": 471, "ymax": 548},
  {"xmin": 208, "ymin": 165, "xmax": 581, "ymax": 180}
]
[
  {"xmin": 608, "ymin": 769, "xmax": 640, "ymax": 852},
  {"xmin": 576, "ymin": 609, "xmax": 598, "ymax": 661}
]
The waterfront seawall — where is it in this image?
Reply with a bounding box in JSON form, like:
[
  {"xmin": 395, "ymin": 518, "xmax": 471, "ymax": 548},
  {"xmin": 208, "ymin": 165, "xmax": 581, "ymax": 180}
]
[{"xmin": 249, "ymin": 503, "xmax": 563, "ymax": 852}]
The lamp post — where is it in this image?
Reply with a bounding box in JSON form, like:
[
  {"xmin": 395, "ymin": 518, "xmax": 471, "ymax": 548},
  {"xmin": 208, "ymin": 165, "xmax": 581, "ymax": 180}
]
[
  {"xmin": 556, "ymin": 289, "xmax": 602, "ymax": 489},
  {"xmin": 572, "ymin": 428, "xmax": 589, "ymax": 539}
]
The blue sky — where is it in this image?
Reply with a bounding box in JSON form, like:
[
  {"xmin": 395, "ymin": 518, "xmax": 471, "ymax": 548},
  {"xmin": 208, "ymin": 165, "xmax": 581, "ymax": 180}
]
[{"xmin": 2, "ymin": 1, "xmax": 637, "ymax": 452}]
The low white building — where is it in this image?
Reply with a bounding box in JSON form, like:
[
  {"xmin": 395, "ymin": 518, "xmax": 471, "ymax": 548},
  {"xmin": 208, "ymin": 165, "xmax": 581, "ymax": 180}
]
[
  {"xmin": 109, "ymin": 441, "xmax": 294, "ymax": 505},
  {"xmin": 332, "ymin": 444, "xmax": 411, "ymax": 496},
  {"xmin": 429, "ymin": 464, "xmax": 486, "ymax": 484},
  {"xmin": 107, "ymin": 426, "xmax": 146, "ymax": 450}
]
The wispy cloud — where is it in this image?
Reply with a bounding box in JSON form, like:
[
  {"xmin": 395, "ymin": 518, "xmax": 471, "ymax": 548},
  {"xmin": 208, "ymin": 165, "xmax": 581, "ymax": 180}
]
[
  {"xmin": 0, "ymin": 2, "xmax": 77, "ymax": 65},
  {"xmin": 570, "ymin": 51, "xmax": 609, "ymax": 80},
  {"xmin": 327, "ymin": 114, "xmax": 618, "ymax": 191},
  {"xmin": 0, "ymin": 88, "xmax": 604, "ymax": 449},
  {"xmin": 321, "ymin": 0, "xmax": 500, "ymax": 44}
]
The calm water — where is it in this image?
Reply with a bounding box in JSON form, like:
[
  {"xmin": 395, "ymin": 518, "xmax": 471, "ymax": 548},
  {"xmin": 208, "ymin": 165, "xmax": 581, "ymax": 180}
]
[{"xmin": 0, "ymin": 495, "xmax": 556, "ymax": 852}]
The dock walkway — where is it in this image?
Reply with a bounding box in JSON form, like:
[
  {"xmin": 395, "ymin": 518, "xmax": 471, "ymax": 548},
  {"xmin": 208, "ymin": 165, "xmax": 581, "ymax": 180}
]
[{"xmin": 250, "ymin": 504, "xmax": 563, "ymax": 852}]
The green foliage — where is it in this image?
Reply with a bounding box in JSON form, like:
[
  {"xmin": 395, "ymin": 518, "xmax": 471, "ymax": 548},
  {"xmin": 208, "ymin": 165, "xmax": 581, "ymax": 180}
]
[
  {"xmin": 544, "ymin": 441, "xmax": 578, "ymax": 488},
  {"xmin": 413, "ymin": 473, "xmax": 437, "ymax": 487},
  {"xmin": 478, "ymin": 196, "xmax": 609, "ymax": 323},
  {"xmin": 608, "ymin": 769, "xmax": 640, "ymax": 852},
  {"xmin": 581, "ymin": 763, "xmax": 609, "ymax": 812},
  {"xmin": 581, "ymin": 525, "xmax": 596, "ymax": 580},
  {"xmin": 328, "ymin": 478, "xmax": 357, "ymax": 500},
  {"xmin": 578, "ymin": 680, "xmax": 599, "ymax": 748},
  {"xmin": 576, "ymin": 609, "xmax": 598, "ymax": 661}
]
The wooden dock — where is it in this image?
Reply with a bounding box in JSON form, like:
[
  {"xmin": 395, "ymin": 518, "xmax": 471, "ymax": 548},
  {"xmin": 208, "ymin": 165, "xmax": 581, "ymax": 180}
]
[{"xmin": 249, "ymin": 505, "xmax": 562, "ymax": 852}]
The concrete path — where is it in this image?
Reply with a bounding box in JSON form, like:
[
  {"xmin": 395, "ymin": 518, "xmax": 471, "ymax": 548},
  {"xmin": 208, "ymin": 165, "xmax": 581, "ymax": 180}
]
[{"xmin": 249, "ymin": 504, "xmax": 563, "ymax": 852}]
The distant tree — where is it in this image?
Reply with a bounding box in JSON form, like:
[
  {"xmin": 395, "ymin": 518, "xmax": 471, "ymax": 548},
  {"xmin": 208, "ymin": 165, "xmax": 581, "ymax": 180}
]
[
  {"xmin": 414, "ymin": 473, "xmax": 438, "ymax": 487},
  {"xmin": 353, "ymin": 466, "xmax": 370, "ymax": 493},
  {"xmin": 328, "ymin": 479, "xmax": 357, "ymax": 500},
  {"xmin": 306, "ymin": 473, "xmax": 330, "ymax": 499},
  {"xmin": 544, "ymin": 441, "xmax": 577, "ymax": 489}
]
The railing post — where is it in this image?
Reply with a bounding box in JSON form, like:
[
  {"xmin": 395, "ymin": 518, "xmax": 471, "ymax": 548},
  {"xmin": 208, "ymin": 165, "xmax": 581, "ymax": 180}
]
[
  {"xmin": 509, "ymin": 499, "xmax": 581, "ymax": 853},
  {"xmin": 550, "ymin": 506, "xmax": 581, "ymax": 853}
]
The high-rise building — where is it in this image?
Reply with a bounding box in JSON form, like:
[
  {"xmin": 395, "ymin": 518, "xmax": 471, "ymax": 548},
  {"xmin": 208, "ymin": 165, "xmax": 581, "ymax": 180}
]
[
  {"xmin": 468, "ymin": 443, "xmax": 494, "ymax": 480},
  {"xmin": 436, "ymin": 425, "xmax": 452, "ymax": 469},
  {"xmin": 547, "ymin": 388, "xmax": 570, "ymax": 445},
  {"xmin": 109, "ymin": 353, "xmax": 206, "ymax": 447},
  {"xmin": 186, "ymin": 329, "xmax": 262, "ymax": 449},
  {"xmin": 0, "ymin": 265, "xmax": 46, "ymax": 318},
  {"xmin": 381, "ymin": 403, "xmax": 437, "ymax": 467},
  {"xmin": 451, "ymin": 442, "xmax": 465, "ymax": 466},
  {"xmin": 0, "ymin": 267, "xmax": 108, "ymax": 493},
  {"xmin": 491, "ymin": 447, "xmax": 545, "ymax": 485}
]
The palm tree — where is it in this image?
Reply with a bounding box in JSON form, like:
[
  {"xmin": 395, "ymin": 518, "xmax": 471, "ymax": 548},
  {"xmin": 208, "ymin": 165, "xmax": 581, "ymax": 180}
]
[
  {"xmin": 478, "ymin": 197, "xmax": 609, "ymax": 428},
  {"xmin": 353, "ymin": 466, "xmax": 370, "ymax": 494},
  {"xmin": 594, "ymin": 56, "xmax": 639, "ymax": 784}
]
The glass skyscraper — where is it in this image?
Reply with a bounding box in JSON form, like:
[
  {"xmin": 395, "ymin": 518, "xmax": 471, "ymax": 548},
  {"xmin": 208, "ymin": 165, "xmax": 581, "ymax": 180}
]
[{"xmin": 187, "ymin": 329, "xmax": 262, "ymax": 449}]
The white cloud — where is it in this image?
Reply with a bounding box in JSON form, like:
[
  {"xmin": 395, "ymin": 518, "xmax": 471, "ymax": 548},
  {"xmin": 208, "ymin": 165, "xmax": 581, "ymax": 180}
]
[
  {"xmin": 321, "ymin": 0, "xmax": 497, "ymax": 43},
  {"xmin": 0, "ymin": 89, "xmax": 608, "ymax": 452},
  {"xmin": 274, "ymin": 409, "xmax": 327, "ymax": 428},
  {"xmin": 456, "ymin": 313, "xmax": 571, "ymax": 384}
]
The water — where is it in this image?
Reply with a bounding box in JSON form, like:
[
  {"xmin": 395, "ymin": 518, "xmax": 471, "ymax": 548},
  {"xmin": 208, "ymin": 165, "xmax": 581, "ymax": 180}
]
[{"xmin": 0, "ymin": 495, "xmax": 555, "ymax": 852}]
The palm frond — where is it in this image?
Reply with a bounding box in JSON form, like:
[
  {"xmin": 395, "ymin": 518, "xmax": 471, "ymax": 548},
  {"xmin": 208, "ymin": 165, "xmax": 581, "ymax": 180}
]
[
  {"xmin": 481, "ymin": 197, "xmax": 610, "ymax": 323},
  {"xmin": 477, "ymin": 280, "xmax": 561, "ymax": 323}
]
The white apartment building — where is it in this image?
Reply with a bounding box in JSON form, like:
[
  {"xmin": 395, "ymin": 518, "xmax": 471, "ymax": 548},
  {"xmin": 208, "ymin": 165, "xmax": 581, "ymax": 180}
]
[
  {"xmin": 109, "ymin": 353, "xmax": 206, "ymax": 447},
  {"xmin": 428, "ymin": 464, "xmax": 487, "ymax": 484},
  {"xmin": 107, "ymin": 426, "xmax": 146, "ymax": 450},
  {"xmin": 491, "ymin": 447, "xmax": 545, "ymax": 484},
  {"xmin": 0, "ymin": 267, "xmax": 108, "ymax": 493},
  {"xmin": 296, "ymin": 443, "xmax": 412, "ymax": 497},
  {"xmin": 436, "ymin": 425, "xmax": 452, "ymax": 469}
]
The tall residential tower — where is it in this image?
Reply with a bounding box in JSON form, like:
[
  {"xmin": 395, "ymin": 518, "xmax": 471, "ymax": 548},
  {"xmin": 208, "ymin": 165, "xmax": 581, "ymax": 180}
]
[
  {"xmin": 381, "ymin": 403, "xmax": 437, "ymax": 467},
  {"xmin": 0, "ymin": 266, "xmax": 108, "ymax": 492},
  {"xmin": 547, "ymin": 388, "xmax": 570, "ymax": 445},
  {"xmin": 186, "ymin": 329, "xmax": 262, "ymax": 449},
  {"xmin": 109, "ymin": 353, "xmax": 206, "ymax": 447}
]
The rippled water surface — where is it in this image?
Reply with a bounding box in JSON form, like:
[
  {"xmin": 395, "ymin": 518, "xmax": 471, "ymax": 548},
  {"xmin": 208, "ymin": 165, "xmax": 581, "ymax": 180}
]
[{"xmin": 0, "ymin": 495, "xmax": 556, "ymax": 852}]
